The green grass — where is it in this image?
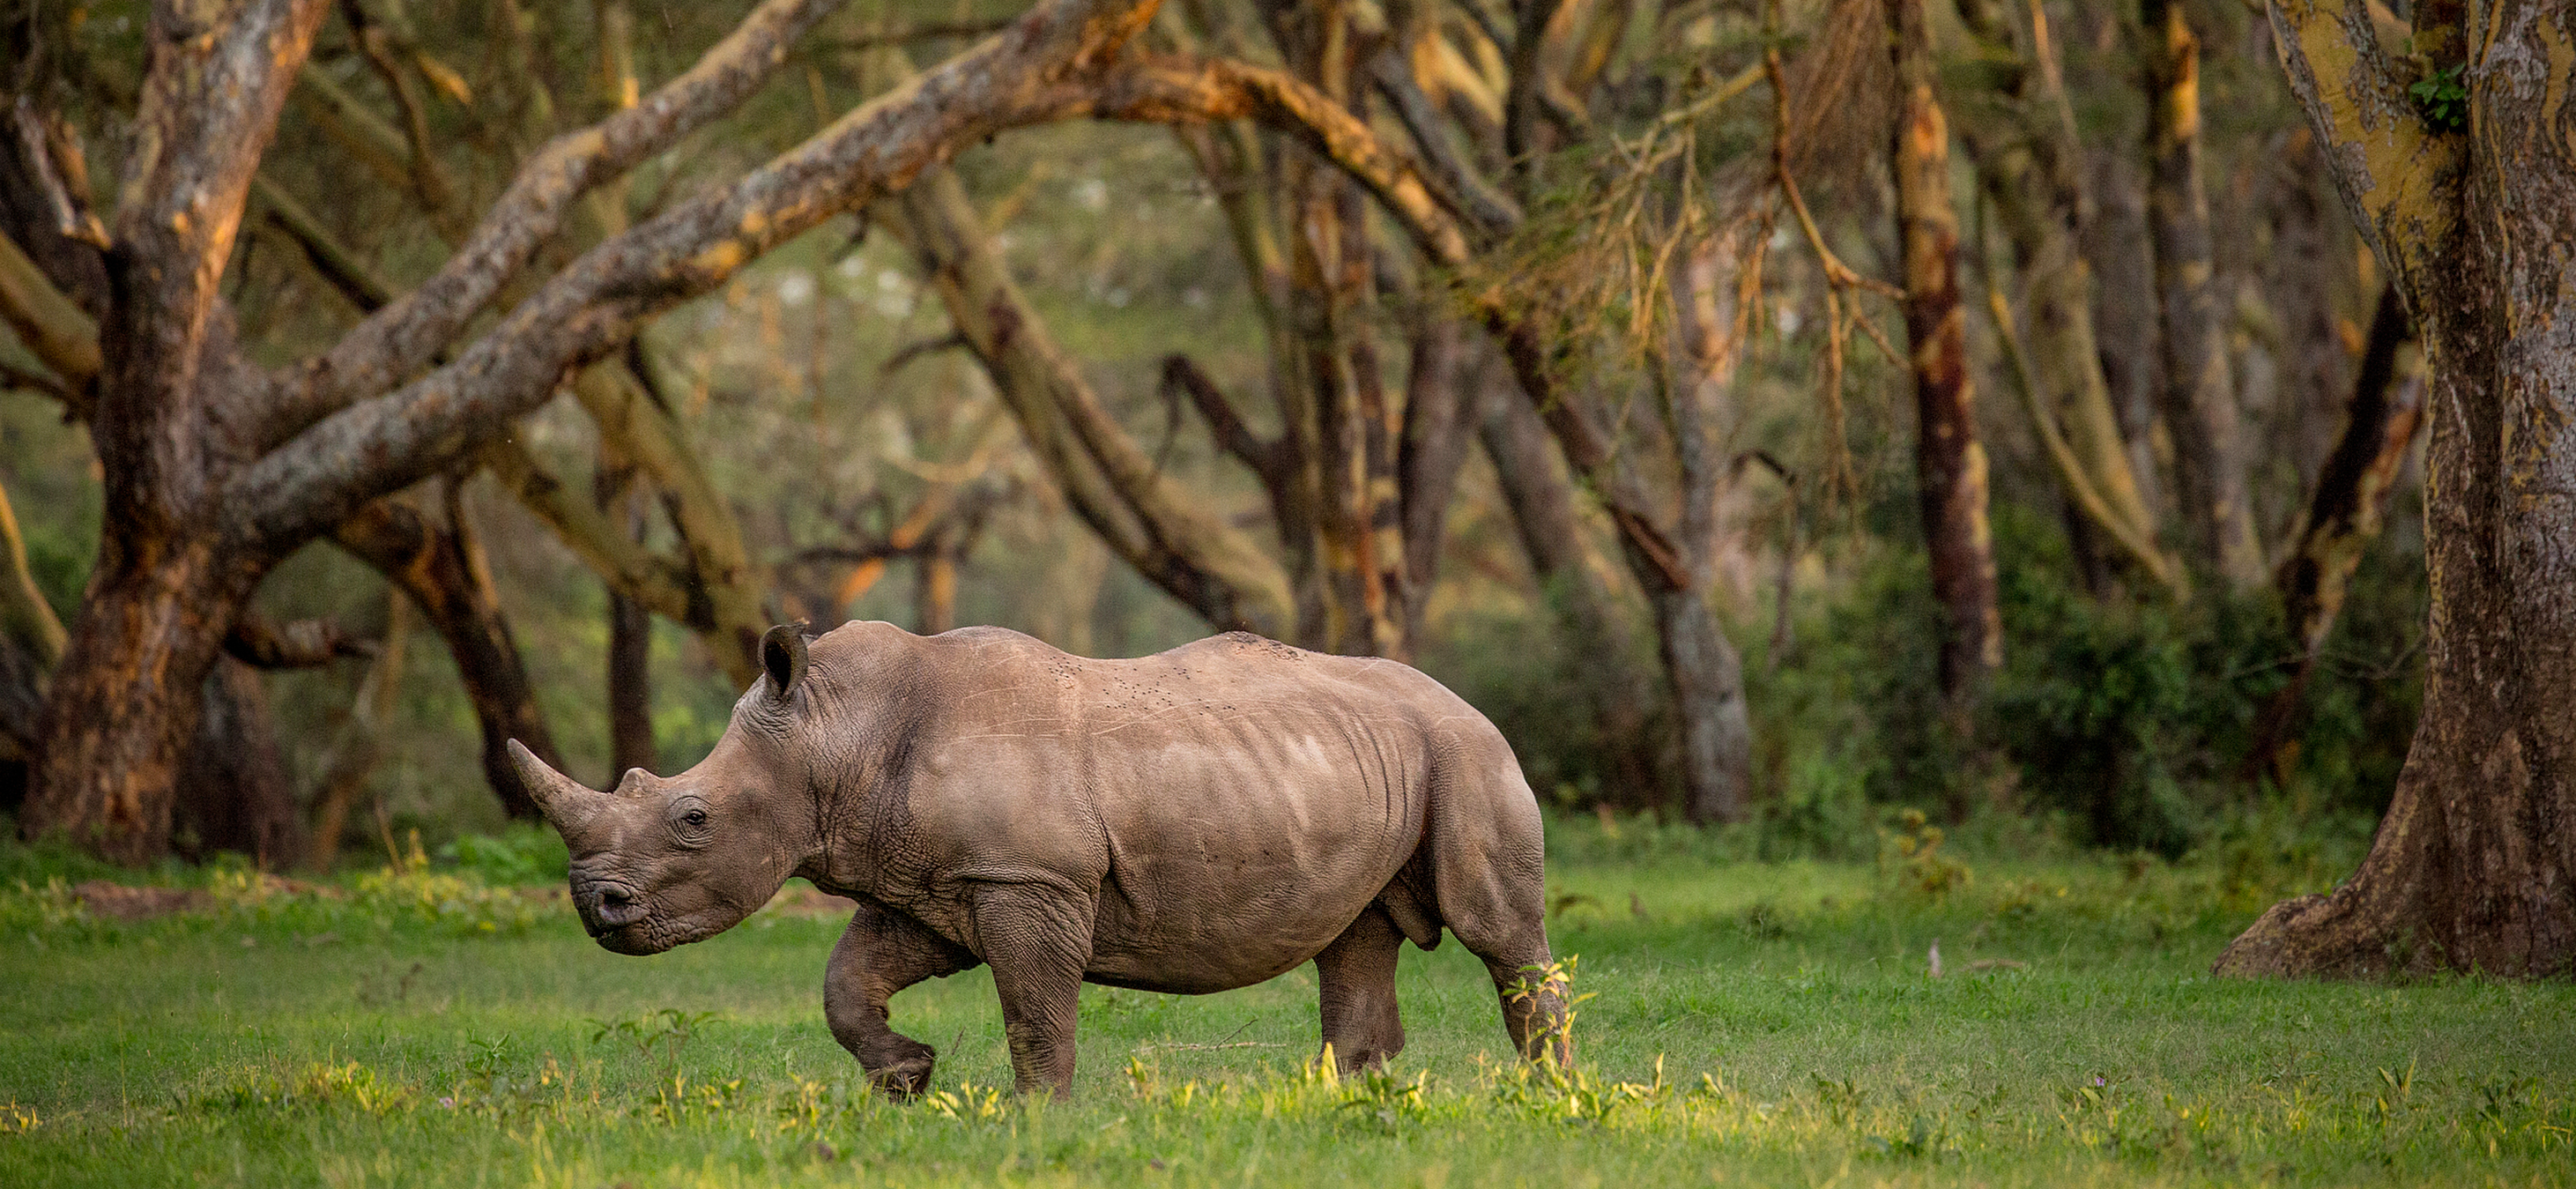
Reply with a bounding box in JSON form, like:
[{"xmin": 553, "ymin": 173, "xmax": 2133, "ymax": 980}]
[{"xmin": 2, "ymin": 817, "xmax": 2570, "ymax": 1187}]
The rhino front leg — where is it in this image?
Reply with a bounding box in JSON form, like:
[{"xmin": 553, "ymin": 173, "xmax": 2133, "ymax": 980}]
[
  {"xmin": 825, "ymin": 899, "xmax": 978, "ymax": 1098},
  {"xmin": 971, "ymin": 882, "xmax": 1094, "ymax": 1099},
  {"xmin": 1314, "ymin": 904, "xmax": 1406, "ymax": 1073}
]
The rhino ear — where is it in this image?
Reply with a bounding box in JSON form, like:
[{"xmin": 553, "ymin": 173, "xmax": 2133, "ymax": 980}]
[{"xmin": 760, "ymin": 624, "xmax": 807, "ymax": 699}]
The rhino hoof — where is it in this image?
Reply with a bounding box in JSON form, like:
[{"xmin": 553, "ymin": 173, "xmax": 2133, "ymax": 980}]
[{"xmin": 868, "ymin": 1054, "xmax": 936, "ymax": 1100}]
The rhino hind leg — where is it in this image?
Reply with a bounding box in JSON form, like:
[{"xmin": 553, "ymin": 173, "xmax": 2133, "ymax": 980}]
[
  {"xmin": 824, "ymin": 899, "xmax": 978, "ymax": 1099},
  {"xmin": 1314, "ymin": 904, "xmax": 1407, "ymax": 1073}
]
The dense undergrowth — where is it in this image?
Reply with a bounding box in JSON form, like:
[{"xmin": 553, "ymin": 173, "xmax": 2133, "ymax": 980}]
[
  {"xmin": 6, "ymin": 811, "xmax": 2568, "ymax": 1187},
  {"xmin": 1442, "ymin": 497, "xmax": 2426, "ymax": 861}
]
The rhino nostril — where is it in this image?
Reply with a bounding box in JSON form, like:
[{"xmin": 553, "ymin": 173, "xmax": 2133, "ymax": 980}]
[{"xmin": 585, "ymin": 883, "xmax": 646, "ymax": 928}]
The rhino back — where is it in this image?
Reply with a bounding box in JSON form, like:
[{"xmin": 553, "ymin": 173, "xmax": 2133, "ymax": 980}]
[{"xmin": 845, "ymin": 628, "xmax": 1511, "ymax": 994}]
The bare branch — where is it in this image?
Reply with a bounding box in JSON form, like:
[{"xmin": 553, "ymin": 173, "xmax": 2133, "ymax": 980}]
[
  {"xmin": 0, "ymin": 228, "xmax": 101, "ymax": 399},
  {"xmin": 288, "ymin": 64, "xmax": 420, "ymax": 194},
  {"xmin": 256, "ymin": 0, "xmax": 850, "ymax": 449},
  {"xmin": 1367, "ymin": 50, "xmax": 1521, "ymax": 239},
  {"xmin": 339, "ymin": 0, "xmax": 454, "ymax": 213},
  {"xmin": 1089, "ymin": 55, "xmax": 1477, "ymax": 266},
  {"xmin": 10, "ymin": 99, "xmax": 108, "ymax": 250},
  {"xmin": 0, "ymin": 476, "xmax": 67, "ymax": 667},
  {"xmin": 477, "ymin": 438, "xmax": 711, "ymax": 632},
  {"xmin": 567, "ymin": 361, "xmax": 767, "ymax": 684},
  {"xmin": 224, "ymin": 609, "xmax": 373, "ymax": 669},
  {"xmin": 236, "ymin": 0, "xmax": 1167, "ymax": 551},
  {"xmin": 1984, "ymin": 284, "xmax": 2184, "ymax": 591},
  {"xmin": 1159, "ymin": 353, "xmax": 1282, "ymax": 486},
  {"xmin": 250, "ymin": 173, "xmax": 399, "ymax": 311},
  {"xmin": 886, "ymin": 165, "xmax": 1295, "ymax": 634},
  {"xmin": 804, "ymin": 18, "xmax": 1021, "ymax": 54},
  {"xmin": 881, "ymin": 330, "xmax": 971, "ymax": 374}
]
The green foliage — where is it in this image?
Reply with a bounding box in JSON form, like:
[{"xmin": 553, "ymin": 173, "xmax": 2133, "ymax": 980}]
[
  {"xmin": 434, "ymin": 823, "xmax": 569, "ymax": 886},
  {"xmin": 1420, "ymin": 578, "xmax": 1679, "ymax": 813},
  {"xmin": 1880, "ymin": 808, "xmax": 1972, "ymax": 899},
  {"xmin": 2411, "ymin": 64, "xmax": 2471, "ymax": 133},
  {"xmin": 1987, "ymin": 567, "xmax": 2210, "ymax": 856}
]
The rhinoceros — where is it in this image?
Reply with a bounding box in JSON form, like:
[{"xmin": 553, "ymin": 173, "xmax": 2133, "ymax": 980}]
[{"xmin": 508, "ymin": 622, "xmax": 1567, "ymax": 1097}]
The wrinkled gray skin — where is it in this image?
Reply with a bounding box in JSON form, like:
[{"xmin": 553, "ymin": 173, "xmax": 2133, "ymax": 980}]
[{"xmin": 509, "ymin": 622, "xmax": 1567, "ymax": 1098}]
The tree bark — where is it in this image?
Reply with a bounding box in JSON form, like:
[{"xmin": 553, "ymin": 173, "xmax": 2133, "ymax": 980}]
[
  {"xmin": 1654, "ymin": 587, "xmax": 1753, "ymax": 825},
  {"xmin": 308, "ymin": 593, "xmax": 408, "ymax": 872},
  {"xmin": 2215, "ymin": 0, "xmax": 2576, "ymax": 978},
  {"xmin": 2143, "ymin": 0, "xmax": 2265, "ymax": 587},
  {"xmin": 19, "ymin": 0, "xmax": 1201, "ymax": 860},
  {"xmin": 1478, "ymin": 379, "xmax": 1660, "ymax": 807},
  {"xmin": 333, "ymin": 493, "xmax": 557, "ymax": 820},
  {"xmin": 24, "ymin": 544, "xmax": 268, "ymax": 862},
  {"xmin": 14, "ymin": 0, "xmax": 333, "ymax": 863},
  {"xmin": 1955, "ymin": 0, "xmax": 2180, "ymax": 590},
  {"xmin": 177, "ymin": 656, "xmax": 307, "ymax": 869},
  {"xmin": 2241, "ymin": 286, "xmax": 2420, "ymax": 786},
  {"xmin": 1891, "ymin": 0, "xmax": 2001, "ymax": 711}
]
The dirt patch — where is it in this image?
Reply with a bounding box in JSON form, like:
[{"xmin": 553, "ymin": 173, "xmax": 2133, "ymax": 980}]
[{"xmin": 72, "ymin": 882, "xmax": 209, "ymax": 920}]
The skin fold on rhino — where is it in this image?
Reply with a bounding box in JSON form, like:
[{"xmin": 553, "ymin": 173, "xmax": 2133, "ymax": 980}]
[{"xmin": 509, "ymin": 621, "xmax": 1569, "ymax": 1098}]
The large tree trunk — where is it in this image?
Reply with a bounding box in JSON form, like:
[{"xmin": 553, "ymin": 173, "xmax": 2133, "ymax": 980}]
[
  {"xmin": 177, "ymin": 656, "xmax": 307, "ymax": 869},
  {"xmin": 1479, "ymin": 381, "xmax": 1660, "ymax": 807},
  {"xmin": 1654, "ymin": 588, "xmax": 1753, "ymax": 825},
  {"xmin": 2215, "ymin": 0, "xmax": 2576, "ymax": 978},
  {"xmin": 1891, "ymin": 0, "xmax": 2001, "ymax": 711},
  {"xmin": 14, "ymin": 0, "xmax": 333, "ymax": 864},
  {"xmin": 333, "ymin": 493, "xmax": 557, "ymax": 820},
  {"xmin": 1955, "ymin": 0, "xmax": 2180, "ymax": 590},
  {"xmin": 20, "ymin": 542, "xmax": 265, "ymax": 863},
  {"xmin": 607, "ymin": 589, "xmax": 655, "ymax": 777},
  {"xmin": 2143, "ymin": 0, "xmax": 2264, "ymax": 587},
  {"xmin": 2241, "ymin": 286, "xmax": 2420, "ymax": 785}
]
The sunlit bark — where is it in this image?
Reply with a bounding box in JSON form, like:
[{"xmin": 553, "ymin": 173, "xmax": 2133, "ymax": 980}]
[{"xmin": 2215, "ymin": 0, "xmax": 2576, "ymax": 978}]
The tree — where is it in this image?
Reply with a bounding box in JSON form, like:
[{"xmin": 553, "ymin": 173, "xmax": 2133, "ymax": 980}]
[
  {"xmin": 1953, "ymin": 0, "xmax": 2182, "ymax": 592},
  {"xmin": 4, "ymin": 0, "xmax": 1249, "ymax": 863},
  {"xmin": 2215, "ymin": 0, "xmax": 2576, "ymax": 977},
  {"xmin": 2141, "ymin": 0, "xmax": 2264, "ymax": 587},
  {"xmin": 1890, "ymin": 0, "xmax": 2000, "ymax": 713}
]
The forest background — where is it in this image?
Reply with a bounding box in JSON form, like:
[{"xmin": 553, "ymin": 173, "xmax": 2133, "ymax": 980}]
[{"xmin": 0, "ymin": 0, "xmax": 2545, "ymax": 973}]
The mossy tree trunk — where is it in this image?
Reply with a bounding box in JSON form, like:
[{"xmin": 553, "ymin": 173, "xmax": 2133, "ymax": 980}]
[{"xmin": 2214, "ymin": 0, "xmax": 2576, "ymax": 978}]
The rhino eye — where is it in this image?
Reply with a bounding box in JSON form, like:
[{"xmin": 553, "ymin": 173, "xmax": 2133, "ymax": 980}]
[{"xmin": 682, "ymin": 808, "xmax": 709, "ymax": 830}]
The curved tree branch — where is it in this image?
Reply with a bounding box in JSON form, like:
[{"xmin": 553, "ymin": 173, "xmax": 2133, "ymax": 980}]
[
  {"xmin": 230, "ymin": 0, "xmax": 1169, "ymax": 553},
  {"xmin": 255, "ymin": 0, "xmax": 850, "ymax": 448}
]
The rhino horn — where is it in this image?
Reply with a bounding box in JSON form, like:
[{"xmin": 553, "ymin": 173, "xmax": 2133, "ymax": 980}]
[{"xmin": 507, "ymin": 739, "xmax": 608, "ymax": 830}]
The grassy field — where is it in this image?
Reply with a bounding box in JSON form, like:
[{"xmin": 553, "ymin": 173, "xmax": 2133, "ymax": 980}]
[{"xmin": 2, "ymin": 815, "xmax": 2570, "ymax": 1187}]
